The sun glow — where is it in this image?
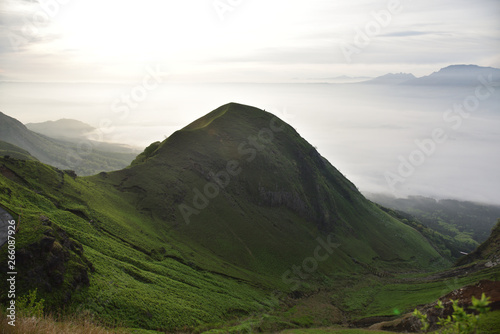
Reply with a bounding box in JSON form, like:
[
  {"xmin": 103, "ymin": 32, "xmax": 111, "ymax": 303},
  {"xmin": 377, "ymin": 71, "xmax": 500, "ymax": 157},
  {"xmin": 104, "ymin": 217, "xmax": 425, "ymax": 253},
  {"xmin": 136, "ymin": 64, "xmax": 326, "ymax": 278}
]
[{"xmin": 54, "ymin": 1, "xmax": 216, "ymax": 62}]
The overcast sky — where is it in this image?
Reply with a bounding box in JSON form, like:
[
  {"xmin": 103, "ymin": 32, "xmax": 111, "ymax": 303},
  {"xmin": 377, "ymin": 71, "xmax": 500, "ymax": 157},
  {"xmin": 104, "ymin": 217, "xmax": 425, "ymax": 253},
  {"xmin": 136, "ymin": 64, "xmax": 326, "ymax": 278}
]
[{"xmin": 1, "ymin": 0, "xmax": 499, "ymax": 83}]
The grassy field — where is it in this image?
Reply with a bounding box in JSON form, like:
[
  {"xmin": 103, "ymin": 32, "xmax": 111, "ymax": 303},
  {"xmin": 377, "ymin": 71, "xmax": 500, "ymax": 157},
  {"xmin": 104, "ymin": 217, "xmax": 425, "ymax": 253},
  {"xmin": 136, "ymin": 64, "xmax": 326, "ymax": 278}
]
[
  {"xmin": 331, "ymin": 266, "xmax": 500, "ymax": 320},
  {"xmin": 0, "ymin": 104, "xmax": 496, "ymax": 332}
]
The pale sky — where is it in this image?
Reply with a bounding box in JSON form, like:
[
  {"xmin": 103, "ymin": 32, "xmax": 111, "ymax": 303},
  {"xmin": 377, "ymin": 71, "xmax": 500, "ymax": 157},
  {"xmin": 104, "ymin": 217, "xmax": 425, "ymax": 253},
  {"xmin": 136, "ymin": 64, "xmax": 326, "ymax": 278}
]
[{"xmin": 1, "ymin": 0, "xmax": 499, "ymax": 83}]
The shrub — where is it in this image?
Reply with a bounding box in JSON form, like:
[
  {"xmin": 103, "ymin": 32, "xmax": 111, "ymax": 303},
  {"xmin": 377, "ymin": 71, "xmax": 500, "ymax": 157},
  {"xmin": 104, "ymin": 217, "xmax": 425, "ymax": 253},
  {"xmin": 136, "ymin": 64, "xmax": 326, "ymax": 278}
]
[
  {"xmin": 17, "ymin": 289, "xmax": 45, "ymax": 318},
  {"xmin": 413, "ymin": 293, "xmax": 491, "ymax": 333}
]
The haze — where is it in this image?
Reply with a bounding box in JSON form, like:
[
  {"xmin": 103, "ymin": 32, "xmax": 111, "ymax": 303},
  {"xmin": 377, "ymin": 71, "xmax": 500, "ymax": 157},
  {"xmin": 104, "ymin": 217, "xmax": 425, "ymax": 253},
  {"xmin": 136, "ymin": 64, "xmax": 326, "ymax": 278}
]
[{"xmin": 1, "ymin": 0, "xmax": 499, "ymax": 204}]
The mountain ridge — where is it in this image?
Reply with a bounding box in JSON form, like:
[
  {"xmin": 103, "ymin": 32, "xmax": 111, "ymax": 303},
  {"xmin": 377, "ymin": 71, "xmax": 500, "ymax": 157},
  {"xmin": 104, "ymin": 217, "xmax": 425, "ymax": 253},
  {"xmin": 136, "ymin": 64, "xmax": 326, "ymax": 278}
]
[
  {"xmin": 403, "ymin": 64, "xmax": 500, "ymax": 86},
  {"xmin": 359, "ymin": 64, "xmax": 500, "ymax": 86},
  {"xmin": 100, "ymin": 103, "xmax": 445, "ymax": 276},
  {"xmin": 363, "ymin": 72, "xmax": 416, "ymax": 85},
  {"xmin": 366, "ymin": 193, "xmax": 500, "ymax": 244},
  {"xmin": 0, "ymin": 111, "xmax": 137, "ymax": 175},
  {"xmin": 26, "ymin": 118, "xmax": 96, "ymax": 140},
  {"xmin": 0, "ymin": 102, "xmax": 460, "ymax": 331}
]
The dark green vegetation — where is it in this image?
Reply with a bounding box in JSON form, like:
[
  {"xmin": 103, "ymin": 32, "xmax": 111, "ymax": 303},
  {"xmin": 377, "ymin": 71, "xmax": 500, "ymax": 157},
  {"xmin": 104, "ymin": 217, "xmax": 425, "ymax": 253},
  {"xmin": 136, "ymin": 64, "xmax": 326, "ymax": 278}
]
[
  {"xmin": 0, "ymin": 112, "xmax": 138, "ymax": 176},
  {"xmin": 330, "ymin": 266, "xmax": 500, "ymax": 322},
  {"xmin": 414, "ymin": 293, "xmax": 491, "ymax": 333},
  {"xmin": 378, "ymin": 206, "xmax": 477, "ymax": 261},
  {"xmin": 282, "ymin": 330, "xmax": 392, "ymax": 334},
  {"xmin": 0, "ymin": 103, "xmax": 498, "ymax": 332},
  {"xmin": 367, "ymin": 193, "xmax": 500, "ymax": 248},
  {"xmin": 457, "ymin": 219, "xmax": 500, "ymax": 266}
]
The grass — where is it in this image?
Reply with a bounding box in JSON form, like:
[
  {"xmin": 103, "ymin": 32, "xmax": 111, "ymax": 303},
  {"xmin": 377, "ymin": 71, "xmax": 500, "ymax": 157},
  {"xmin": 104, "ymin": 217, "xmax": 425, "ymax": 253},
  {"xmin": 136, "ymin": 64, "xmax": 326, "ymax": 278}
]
[
  {"xmin": 477, "ymin": 310, "xmax": 500, "ymax": 334},
  {"xmin": 0, "ymin": 310, "xmax": 133, "ymax": 334},
  {"xmin": 0, "ymin": 112, "xmax": 137, "ymax": 176},
  {"xmin": 0, "ymin": 157, "xmax": 273, "ymax": 330},
  {"xmin": 281, "ymin": 328, "xmax": 393, "ymax": 334},
  {"xmin": 335, "ymin": 277, "xmax": 453, "ymax": 318},
  {"xmin": 331, "ymin": 266, "xmax": 500, "ymax": 320},
  {"xmin": 0, "ymin": 103, "xmax": 491, "ymax": 332}
]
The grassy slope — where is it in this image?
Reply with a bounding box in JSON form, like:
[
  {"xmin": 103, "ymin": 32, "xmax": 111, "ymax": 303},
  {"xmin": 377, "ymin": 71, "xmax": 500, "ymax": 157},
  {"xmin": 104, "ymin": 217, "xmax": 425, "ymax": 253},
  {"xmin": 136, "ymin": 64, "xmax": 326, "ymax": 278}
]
[
  {"xmin": 367, "ymin": 193, "xmax": 500, "ymax": 243},
  {"xmin": 377, "ymin": 205, "xmax": 480, "ymax": 261},
  {"xmin": 102, "ymin": 103, "xmax": 446, "ymax": 276},
  {"xmin": 457, "ymin": 219, "xmax": 500, "ymax": 266},
  {"xmin": 0, "ymin": 112, "xmax": 137, "ymax": 176},
  {"xmin": 0, "ymin": 103, "xmax": 450, "ymax": 331},
  {"xmin": 0, "ymin": 140, "xmax": 38, "ymax": 161},
  {"xmin": 281, "ymin": 330, "xmax": 392, "ymax": 334},
  {"xmin": 0, "ymin": 160, "xmax": 273, "ymax": 330},
  {"xmin": 331, "ymin": 267, "xmax": 500, "ymax": 320}
]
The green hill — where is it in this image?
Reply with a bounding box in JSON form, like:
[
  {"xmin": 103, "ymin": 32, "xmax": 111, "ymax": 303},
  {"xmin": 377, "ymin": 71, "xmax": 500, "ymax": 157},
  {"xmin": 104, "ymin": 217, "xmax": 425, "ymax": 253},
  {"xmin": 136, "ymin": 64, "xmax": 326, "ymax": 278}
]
[
  {"xmin": 366, "ymin": 193, "xmax": 500, "ymax": 244},
  {"xmin": 0, "ymin": 103, "xmax": 449, "ymax": 331},
  {"xmin": 456, "ymin": 219, "xmax": 500, "ymax": 267},
  {"xmin": 376, "ymin": 204, "xmax": 480, "ymax": 261},
  {"xmin": 0, "ymin": 140, "xmax": 38, "ymax": 161},
  {"xmin": 105, "ymin": 103, "xmax": 445, "ymax": 276},
  {"xmin": 0, "ymin": 111, "xmax": 138, "ymax": 176}
]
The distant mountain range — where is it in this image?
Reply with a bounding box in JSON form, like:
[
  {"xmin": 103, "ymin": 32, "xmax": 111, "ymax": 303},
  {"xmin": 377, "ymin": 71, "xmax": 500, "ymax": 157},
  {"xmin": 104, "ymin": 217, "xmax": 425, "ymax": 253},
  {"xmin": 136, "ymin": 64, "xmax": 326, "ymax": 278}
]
[
  {"xmin": 26, "ymin": 119, "xmax": 96, "ymax": 140},
  {"xmin": 293, "ymin": 75, "xmax": 373, "ymax": 83},
  {"xmin": 364, "ymin": 72, "xmax": 416, "ymax": 85},
  {"xmin": 26, "ymin": 118, "xmax": 139, "ymax": 154},
  {"xmin": 319, "ymin": 75, "xmax": 373, "ymax": 83},
  {"xmin": 363, "ymin": 64, "xmax": 500, "ymax": 86},
  {"xmin": 0, "ymin": 112, "xmax": 138, "ymax": 175},
  {"xmin": 366, "ymin": 193, "xmax": 500, "ymax": 244}
]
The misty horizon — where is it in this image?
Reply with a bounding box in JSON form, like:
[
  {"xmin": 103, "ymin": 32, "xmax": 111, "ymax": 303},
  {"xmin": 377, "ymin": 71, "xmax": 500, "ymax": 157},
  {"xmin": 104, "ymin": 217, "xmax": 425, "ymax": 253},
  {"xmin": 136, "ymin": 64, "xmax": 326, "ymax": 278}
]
[
  {"xmin": 1, "ymin": 0, "xmax": 500, "ymax": 203},
  {"xmin": 2, "ymin": 71, "xmax": 499, "ymax": 205}
]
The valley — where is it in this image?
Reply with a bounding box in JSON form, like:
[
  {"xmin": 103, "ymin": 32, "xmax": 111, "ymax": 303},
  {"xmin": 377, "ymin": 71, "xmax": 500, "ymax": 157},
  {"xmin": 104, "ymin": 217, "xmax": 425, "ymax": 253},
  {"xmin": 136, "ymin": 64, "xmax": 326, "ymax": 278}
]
[
  {"xmin": 2, "ymin": 0, "xmax": 499, "ymax": 329},
  {"xmin": 0, "ymin": 103, "xmax": 499, "ymax": 333}
]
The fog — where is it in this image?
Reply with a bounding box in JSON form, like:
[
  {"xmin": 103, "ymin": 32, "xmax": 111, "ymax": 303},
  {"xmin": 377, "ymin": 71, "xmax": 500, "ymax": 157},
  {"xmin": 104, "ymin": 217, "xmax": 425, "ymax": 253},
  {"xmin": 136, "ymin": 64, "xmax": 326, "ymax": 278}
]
[{"xmin": 1, "ymin": 81, "xmax": 499, "ymax": 204}]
